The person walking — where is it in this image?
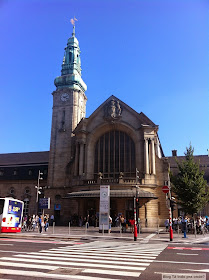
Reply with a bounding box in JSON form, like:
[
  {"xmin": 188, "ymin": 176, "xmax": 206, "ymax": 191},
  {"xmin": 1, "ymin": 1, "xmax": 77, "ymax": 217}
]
[
  {"xmin": 182, "ymin": 215, "xmax": 187, "ymax": 238},
  {"xmin": 38, "ymin": 215, "xmax": 42, "ymax": 233}
]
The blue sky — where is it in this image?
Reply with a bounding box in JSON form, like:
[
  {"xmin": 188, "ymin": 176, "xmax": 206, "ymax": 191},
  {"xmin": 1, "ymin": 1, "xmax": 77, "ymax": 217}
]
[{"xmin": 0, "ymin": 0, "xmax": 208, "ymax": 156}]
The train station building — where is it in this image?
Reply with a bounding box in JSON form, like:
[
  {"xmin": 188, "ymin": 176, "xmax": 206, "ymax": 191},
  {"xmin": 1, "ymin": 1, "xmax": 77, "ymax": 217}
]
[{"xmin": 0, "ymin": 27, "xmax": 208, "ymax": 227}]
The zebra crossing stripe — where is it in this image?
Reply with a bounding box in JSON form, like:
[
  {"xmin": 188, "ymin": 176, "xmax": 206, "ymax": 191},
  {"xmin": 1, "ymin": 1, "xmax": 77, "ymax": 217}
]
[
  {"xmin": 1, "ymin": 257, "xmax": 147, "ymax": 271},
  {"xmin": 14, "ymin": 254, "xmax": 151, "ymax": 266},
  {"xmin": 27, "ymin": 251, "xmax": 156, "ymax": 261},
  {"xmin": 0, "ymin": 261, "xmax": 58, "ymax": 270},
  {"xmin": 47, "ymin": 248, "xmax": 160, "ymax": 256},
  {"xmin": 0, "ymin": 269, "xmax": 122, "ymax": 280}
]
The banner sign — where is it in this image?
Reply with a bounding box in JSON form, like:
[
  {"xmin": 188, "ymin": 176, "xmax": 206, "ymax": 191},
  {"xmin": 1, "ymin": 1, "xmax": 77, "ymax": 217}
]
[
  {"xmin": 8, "ymin": 200, "xmax": 23, "ymax": 227},
  {"xmin": 99, "ymin": 185, "xmax": 110, "ymax": 231},
  {"xmin": 39, "ymin": 198, "xmax": 50, "ymax": 209}
]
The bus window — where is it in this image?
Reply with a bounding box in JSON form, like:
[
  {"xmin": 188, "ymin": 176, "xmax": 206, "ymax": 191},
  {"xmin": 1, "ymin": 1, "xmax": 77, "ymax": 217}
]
[{"xmin": 0, "ymin": 199, "xmax": 4, "ymax": 215}]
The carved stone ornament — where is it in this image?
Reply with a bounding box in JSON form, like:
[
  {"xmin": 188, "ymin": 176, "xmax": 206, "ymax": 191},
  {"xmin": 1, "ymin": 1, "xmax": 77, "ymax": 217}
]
[{"xmin": 104, "ymin": 99, "xmax": 122, "ymax": 121}]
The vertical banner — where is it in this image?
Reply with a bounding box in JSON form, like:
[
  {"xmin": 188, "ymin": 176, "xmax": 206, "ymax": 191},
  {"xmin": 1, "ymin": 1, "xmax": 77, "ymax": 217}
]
[{"xmin": 99, "ymin": 185, "xmax": 110, "ymax": 231}]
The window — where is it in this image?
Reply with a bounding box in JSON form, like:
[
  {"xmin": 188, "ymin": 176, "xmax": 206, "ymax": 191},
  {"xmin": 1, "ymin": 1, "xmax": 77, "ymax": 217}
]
[
  {"xmin": 55, "ymin": 195, "xmax": 61, "ymax": 201},
  {"xmin": 25, "ymin": 188, "xmax": 30, "ymax": 195},
  {"xmin": 13, "ymin": 170, "xmax": 18, "ymax": 176},
  {"xmin": 94, "ymin": 130, "xmax": 136, "ymax": 178},
  {"xmin": 0, "ymin": 170, "xmax": 4, "ymax": 176},
  {"xmin": 23, "ymin": 199, "xmax": 29, "ymax": 216},
  {"xmin": 10, "ymin": 188, "xmax": 15, "ymax": 195}
]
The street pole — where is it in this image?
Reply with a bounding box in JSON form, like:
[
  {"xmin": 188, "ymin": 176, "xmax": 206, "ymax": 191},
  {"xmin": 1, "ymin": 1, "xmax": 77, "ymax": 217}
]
[
  {"xmin": 168, "ymin": 181, "xmax": 173, "ymax": 241},
  {"xmin": 35, "ymin": 170, "xmax": 43, "ymax": 215},
  {"xmin": 134, "ymin": 196, "xmax": 137, "ymax": 241},
  {"xmin": 134, "ymin": 168, "xmax": 140, "ymax": 241}
]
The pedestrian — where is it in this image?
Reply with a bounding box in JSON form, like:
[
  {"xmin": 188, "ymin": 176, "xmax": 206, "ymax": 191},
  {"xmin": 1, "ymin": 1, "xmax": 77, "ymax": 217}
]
[
  {"xmin": 50, "ymin": 214, "xmax": 54, "ymax": 226},
  {"xmin": 129, "ymin": 217, "xmax": 135, "ymax": 233},
  {"xmin": 109, "ymin": 215, "xmax": 112, "ymax": 233},
  {"xmin": 182, "ymin": 215, "xmax": 187, "ymax": 238},
  {"xmin": 164, "ymin": 219, "xmax": 169, "ymax": 232},
  {"xmin": 38, "ymin": 215, "xmax": 42, "ymax": 233}
]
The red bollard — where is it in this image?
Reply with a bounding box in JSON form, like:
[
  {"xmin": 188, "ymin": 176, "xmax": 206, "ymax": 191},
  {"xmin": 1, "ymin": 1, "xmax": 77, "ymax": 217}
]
[
  {"xmin": 134, "ymin": 224, "xmax": 137, "ymax": 241},
  {"xmin": 170, "ymin": 226, "xmax": 173, "ymax": 241}
]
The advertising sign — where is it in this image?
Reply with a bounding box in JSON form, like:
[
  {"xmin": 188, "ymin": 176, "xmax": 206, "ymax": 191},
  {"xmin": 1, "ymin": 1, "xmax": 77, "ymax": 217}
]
[
  {"xmin": 39, "ymin": 198, "xmax": 50, "ymax": 209},
  {"xmin": 8, "ymin": 200, "xmax": 23, "ymax": 227},
  {"xmin": 99, "ymin": 185, "xmax": 110, "ymax": 231}
]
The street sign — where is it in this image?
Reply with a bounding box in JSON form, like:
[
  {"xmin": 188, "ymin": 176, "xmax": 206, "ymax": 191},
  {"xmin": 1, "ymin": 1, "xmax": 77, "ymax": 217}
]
[
  {"xmin": 39, "ymin": 198, "xmax": 50, "ymax": 209},
  {"xmin": 162, "ymin": 185, "xmax": 170, "ymax": 193}
]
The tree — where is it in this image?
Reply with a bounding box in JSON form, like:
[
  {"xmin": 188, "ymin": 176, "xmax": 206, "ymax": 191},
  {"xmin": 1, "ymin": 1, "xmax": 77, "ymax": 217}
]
[{"xmin": 170, "ymin": 144, "xmax": 209, "ymax": 216}]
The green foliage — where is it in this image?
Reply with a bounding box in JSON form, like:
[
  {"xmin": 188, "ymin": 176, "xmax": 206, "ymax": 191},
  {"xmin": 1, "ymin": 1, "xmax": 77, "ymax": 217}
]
[{"xmin": 170, "ymin": 144, "xmax": 208, "ymax": 215}]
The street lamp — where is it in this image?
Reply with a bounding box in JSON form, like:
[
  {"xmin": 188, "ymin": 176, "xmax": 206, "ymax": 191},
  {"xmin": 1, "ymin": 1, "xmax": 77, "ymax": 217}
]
[{"xmin": 35, "ymin": 170, "xmax": 43, "ymax": 215}]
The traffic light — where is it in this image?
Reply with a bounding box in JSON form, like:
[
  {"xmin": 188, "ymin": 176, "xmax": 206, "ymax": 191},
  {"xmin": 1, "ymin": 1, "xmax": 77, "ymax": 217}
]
[
  {"xmin": 38, "ymin": 170, "xmax": 43, "ymax": 180},
  {"xmin": 169, "ymin": 199, "xmax": 176, "ymax": 211}
]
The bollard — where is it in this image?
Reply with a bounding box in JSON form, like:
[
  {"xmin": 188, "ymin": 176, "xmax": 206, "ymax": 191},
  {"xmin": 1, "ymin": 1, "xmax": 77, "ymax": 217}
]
[
  {"xmin": 53, "ymin": 222, "xmax": 55, "ymax": 234},
  {"xmin": 120, "ymin": 222, "xmax": 122, "ymax": 237},
  {"xmin": 69, "ymin": 222, "xmax": 70, "ymax": 235},
  {"xmin": 177, "ymin": 224, "xmax": 179, "ymax": 238},
  {"xmin": 157, "ymin": 219, "xmax": 159, "ymax": 237},
  {"xmin": 102, "ymin": 224, "xmax": 104, "ymax": 236}
]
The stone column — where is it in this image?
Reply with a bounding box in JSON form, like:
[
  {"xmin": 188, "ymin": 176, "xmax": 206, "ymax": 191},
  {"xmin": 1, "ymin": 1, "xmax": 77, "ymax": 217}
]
[
  {"xmin": 144, "ymin": 138, "xmax": 149, "ymax": 174},
  {"xmin": 79, "ymin": 142, "xmax": 84, "ymax": 176},
  {"xmin": 151, "ymin": 138, "xmax": 156, "ymax": 175},
  {"xmin": 74, "ymin": 142, "xmax": 79, "ymax": 176}
]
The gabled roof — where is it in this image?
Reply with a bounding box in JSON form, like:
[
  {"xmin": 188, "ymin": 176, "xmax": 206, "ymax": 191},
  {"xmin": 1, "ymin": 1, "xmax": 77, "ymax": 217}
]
[
  {"xmin": 0, "ymin": 151, "xmax": 49, "ymax": 166},
  {"xmin": 87, "ymin": 95, "xmax": 157, "ymax": 127}
]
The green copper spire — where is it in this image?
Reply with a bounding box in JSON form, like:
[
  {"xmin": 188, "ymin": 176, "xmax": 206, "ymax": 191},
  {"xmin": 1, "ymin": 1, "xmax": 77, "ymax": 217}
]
[{"xmin": 54, "ymin": 23, "xmax": 87, "ymax": 92}]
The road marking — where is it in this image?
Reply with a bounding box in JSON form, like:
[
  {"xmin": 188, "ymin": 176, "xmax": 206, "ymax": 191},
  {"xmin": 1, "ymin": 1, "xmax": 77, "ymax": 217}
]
[
  {"xmin": 154, "ymin": 260, "xmax": 209, "ymax": 266},
  {"xmin": 0, "ymin": 244, "xmax": 13, "ymax": 246},
  {"xmin": 183, "ymin": 268, "xmax": 209, "ymax": 273},
  {"xmin": 40, "ymin": 249, "xmax": 158, "ymax": 258},
  {"xmin": 83, "ymin": 269, "xmax": 141, "ymax": 277},
  {"xmin": 167, "ymin": 247, "xmax": 209, "ymax": 251},
  {"xmin": 0, "ymin": 269, "xmax": 122, "ymax": 280},
  {"xmin": 0, "ymin": 260, "xmax": 58, "ymax": 270},
  {"xmin": 27, "ymin": 251, "xmax": 156, "ymax": 262},
  {"xmin": 14, "ymin": 254, "xmax": 151, "ymax": 266},
  {"xmin": 177, "ymin": 253, "xmax": 199, "ymax": 256},
  {"xmin": 0, "ymin": 238, "xmax": 82, "ymax": 245},
  {"xmin": 48, "ymin": 248, "xmax": 160, "ymax": 257},
  {"xmin": 0, "ymin": 242, "xmax": 167, "ymax": 279},
  {"xmin": 1, "ymin": 257, "xmax": 147, "ymax": 271}
]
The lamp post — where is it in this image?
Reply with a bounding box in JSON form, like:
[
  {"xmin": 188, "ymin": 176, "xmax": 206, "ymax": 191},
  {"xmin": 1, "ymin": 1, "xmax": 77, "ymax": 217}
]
[{"xmin": 35, "ymin": 170, "xmax": 43, "ymax": 215}]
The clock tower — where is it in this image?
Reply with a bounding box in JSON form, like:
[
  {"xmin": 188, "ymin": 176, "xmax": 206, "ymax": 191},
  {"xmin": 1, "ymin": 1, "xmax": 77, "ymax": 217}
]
[{"xmin": 48, "ymin": 25, "xmax": 87, "ymax": 188}]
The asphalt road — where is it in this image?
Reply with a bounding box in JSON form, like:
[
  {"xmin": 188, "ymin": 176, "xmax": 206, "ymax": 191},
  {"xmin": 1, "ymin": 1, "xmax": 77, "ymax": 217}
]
[{"xmin": 0, "ymin": 237, "xmax": 208, "ymax": 280}]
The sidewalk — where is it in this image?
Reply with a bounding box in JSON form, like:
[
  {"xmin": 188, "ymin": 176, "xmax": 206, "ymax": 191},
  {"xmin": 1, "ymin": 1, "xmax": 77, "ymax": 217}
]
[{"xmin": 1, "ymin": 226, "xmax": 209, "ymax": 244}]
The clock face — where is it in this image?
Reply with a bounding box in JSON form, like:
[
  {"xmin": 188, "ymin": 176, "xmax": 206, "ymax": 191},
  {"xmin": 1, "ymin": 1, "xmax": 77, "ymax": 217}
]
[
  {"xmin": 101, "ymin": 191, "xmax": 107, "ymax": 198},
  {"xmin": 61, "ymin": 93, "xmax": 69, "ymax": 102}
]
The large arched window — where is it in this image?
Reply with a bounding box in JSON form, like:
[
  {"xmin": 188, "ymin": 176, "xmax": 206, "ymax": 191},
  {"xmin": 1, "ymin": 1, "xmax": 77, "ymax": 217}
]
[{"xmin": 94, "ymin": 130, "xmax": 135, "ymax": 178}]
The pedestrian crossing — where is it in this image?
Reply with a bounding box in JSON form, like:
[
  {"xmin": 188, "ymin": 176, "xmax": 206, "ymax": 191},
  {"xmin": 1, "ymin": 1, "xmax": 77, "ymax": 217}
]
[{"xmin": 0, "ymin": 241, "xmax": 167, "ymax": 279}]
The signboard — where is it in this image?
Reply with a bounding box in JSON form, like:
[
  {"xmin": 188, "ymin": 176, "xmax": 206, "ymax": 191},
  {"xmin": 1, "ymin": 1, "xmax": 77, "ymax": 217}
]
[
  {"xmin": 99, "ymin": 185, "xmax": 110, "ymax": 231},
  {"xmin": 54, "ymin": 204, "xmax": 61, "ymax": 211},
  {"xmin": 8, "ymin": 200, "xmax": 23, "ymax": 227},
  {"xmin": 162, "ymin": 186, "xmax": 170, "ymax": 194},
  {"xmin": 39, "ymin": 198, "xmax": 50, "ymax": 209}
]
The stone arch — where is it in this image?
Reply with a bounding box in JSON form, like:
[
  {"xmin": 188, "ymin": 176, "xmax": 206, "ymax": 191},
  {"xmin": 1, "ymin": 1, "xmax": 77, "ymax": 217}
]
[{"xmin": 85, "ymin": 122, "xmax": 141, "ymax": 179}]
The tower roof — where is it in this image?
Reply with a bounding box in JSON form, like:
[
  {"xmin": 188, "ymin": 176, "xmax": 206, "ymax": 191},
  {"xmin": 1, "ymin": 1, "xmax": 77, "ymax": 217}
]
[{"xmin": 54, "ymin": 25, "xmax": 87, "ymax": 92}]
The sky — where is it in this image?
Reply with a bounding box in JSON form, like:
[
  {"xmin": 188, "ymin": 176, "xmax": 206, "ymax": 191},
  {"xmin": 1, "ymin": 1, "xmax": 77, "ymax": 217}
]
[{"xmin": 0, "ymin": 0, "xmax": 208, "ymax": 157}]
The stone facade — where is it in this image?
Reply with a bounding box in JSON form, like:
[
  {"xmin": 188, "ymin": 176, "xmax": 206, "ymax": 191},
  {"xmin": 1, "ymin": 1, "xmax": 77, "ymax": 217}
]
[{"xmin": 0, "ymin": 28, "xmax": 208, "ymax": 227}]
